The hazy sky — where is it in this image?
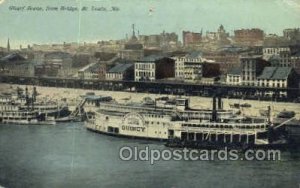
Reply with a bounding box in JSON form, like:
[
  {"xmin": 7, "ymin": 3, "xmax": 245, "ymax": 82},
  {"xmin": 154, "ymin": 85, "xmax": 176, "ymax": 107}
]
[{"xmin": 0, "ymin": 0, "xmax": 300, "ymax": 48}]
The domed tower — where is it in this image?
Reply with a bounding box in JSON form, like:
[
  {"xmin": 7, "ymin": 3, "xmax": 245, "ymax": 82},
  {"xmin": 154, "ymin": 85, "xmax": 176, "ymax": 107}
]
[
  {"xmin": 218, "ymin": 24, "xmax": 225, "ymax": 33},
  {"xmin": 120, "ymin": 24, "xmax": 144, "ymax": 60},
  {"xmin": 124, "ymin": 24, "xmax": 143, "ymax": 50},
  {"xmin": 217, "ymin": 24, "xmax": 230, "ymax": 44}
]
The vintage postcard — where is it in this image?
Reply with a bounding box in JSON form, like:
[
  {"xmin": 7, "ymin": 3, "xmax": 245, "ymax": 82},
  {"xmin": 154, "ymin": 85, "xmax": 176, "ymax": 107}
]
[{"xmin": 0, "ymin": 0, "xmax": 300, "ymax": 187}]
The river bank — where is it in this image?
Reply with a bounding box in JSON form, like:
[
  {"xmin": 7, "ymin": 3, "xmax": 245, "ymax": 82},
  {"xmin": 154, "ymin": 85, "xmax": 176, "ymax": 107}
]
[{"xmin": 1, "ymin": 83, "xmax": 300, "ymax": 118}]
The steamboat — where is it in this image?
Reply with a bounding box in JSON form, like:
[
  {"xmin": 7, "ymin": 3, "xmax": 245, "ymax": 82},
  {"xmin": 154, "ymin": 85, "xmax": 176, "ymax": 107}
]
[
  {"xmin": 85, "ymin": 94, "xmax": 298, "ymax": 149},
  {"xmin": 0, "ymin": 87, "xmax": 70, "ymax": 125}
]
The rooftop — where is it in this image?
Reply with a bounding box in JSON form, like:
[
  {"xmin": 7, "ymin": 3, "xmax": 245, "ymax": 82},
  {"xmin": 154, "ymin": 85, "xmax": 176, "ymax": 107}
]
[
  {"xmin": 78, "ymin": 63, "xmax": 97, "ymax": 72},
  {"xmin": 185, "ymin": 51, "xmax": 202, "ymax": 59},
  {"xmin": 44, "ymin": 51, "xmax": 72, "ymax": 59},
  {"xmin": 263, "ymin": 44, "xmax": 291, "ymax": 48},
  {"xmin": 258, "ymin": 67, "xmax": 292, "ymax": 80},
  {"xmin": 139, "ymin": 54, "xmax": 166, "ymax": 62},
  {"xmin": 227, "ymin": 66, "xmax": 241, "ymax": 75},
  {"xmin": 0, "ymin": 53, "xmax": 26, "ymax": 62},
  {"xmin": 124, "ymin": 43, "xmax": 143, "ymax": 50},
  {"xmin": 240, "ymin": 55, "xmax": 262, "ymax": 59},
  {"xmin": 292, "ymin": 51, "xmax": 300, "ymax": 57},
  {"xmin": 267, "ymin": 55, "xmax": 281, "ymax": 63},
  {"xmin": 107, "ymin": 63, "xmax": 133, "ymax": 73}
]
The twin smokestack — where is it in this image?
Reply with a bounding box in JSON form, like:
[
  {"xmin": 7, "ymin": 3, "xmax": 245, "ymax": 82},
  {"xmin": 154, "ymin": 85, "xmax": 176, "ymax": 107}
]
[{"xmin": 212, "ymin": 95, "xmax": 223, "ymax": 122}]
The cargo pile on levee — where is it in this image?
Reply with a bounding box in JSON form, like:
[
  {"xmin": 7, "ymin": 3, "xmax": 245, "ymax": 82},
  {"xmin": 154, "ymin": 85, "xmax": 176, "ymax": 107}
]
[{"xmin": 85, "ymin": 94, "xmax": 300, "ymax": 150}]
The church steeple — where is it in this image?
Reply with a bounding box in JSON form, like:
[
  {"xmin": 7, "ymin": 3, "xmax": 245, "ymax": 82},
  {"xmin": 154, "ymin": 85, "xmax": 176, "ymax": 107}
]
[
  {"xmin": 132, "ymin": 24, "xmax": 136, "ymax": 37},
  {"xmin": 129, "ymin": 24, "xmax": 138, "ymax": 42},
  {"xmin": 7, "ymin": 38, "xmax": 10, "ymax": 52}
]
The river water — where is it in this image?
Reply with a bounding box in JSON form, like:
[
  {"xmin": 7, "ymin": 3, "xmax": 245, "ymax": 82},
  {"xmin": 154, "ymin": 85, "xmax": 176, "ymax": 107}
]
[{"xmin": 0, "ymin": 123, "xmax": 299, "ymax": 188}]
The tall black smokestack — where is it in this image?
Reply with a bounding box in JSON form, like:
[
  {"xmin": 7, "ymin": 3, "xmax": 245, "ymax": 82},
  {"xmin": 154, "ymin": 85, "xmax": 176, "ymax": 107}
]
[
  {"xmin": 33, "ymin": 87, "xmax": 37, "ymax": 102},
  {"xmin": 267, "ymin": 105, "xmax": 271, "ymax": 123},
  {"xmin": 212, "ymin": 95, "xmax": 217, "ymax": 122},
  {"xmin": 25, "ymin": 87, "xmax": 29, "ymax": 110},
  {"xmin": 218, "ymin": 96, "xmax": 222, "ymax": 110},
  {"xmin": 32, "ymin": 87, "xmax": 37, "ymax": 110}
]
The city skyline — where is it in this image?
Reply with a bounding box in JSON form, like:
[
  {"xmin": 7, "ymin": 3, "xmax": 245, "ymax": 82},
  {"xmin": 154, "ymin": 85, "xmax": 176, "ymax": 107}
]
[{"xmin": 0, "ymin": 0, "xmax": 300, "ymax": 48}]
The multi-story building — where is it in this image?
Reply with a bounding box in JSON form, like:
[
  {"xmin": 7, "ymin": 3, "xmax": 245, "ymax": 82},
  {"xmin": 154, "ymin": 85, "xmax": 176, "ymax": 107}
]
[
  {"xmin": 257, "ymin": 67, "xmax": 295, "ymax": 88},
  {"xmin": 234, "ymin": 28, "xmax": 264, "ymax": 46},
  {"xmin": 0, "ymin": 53, "xmax": 34, "ymax": 77},
  {"xmin": 268, "ymin": 55, "xmax": 281, "ymax": 67},
  {"xmin": 264, "ymin": 47, "xmax": 300, "ymax": 75},
  {"xmin": 139, "ymin": 31, "xmax": 178, "ymax": 48},
  {"xmin": 134, "ymin": 55, "xmax": 175, "ymax": 81},
  {"xmin": 202, "ymin": 52, "xmax": 240, "ymax": 74},
  {"xmin": 173, "ymin": 52, "xmax": 221, "ymax": 82},
  {"xmin": 183, "ymin": 61, "xmax": 203, "ymax": 81},
  {"xmin": 42, "ymin": 51, "xmax": 77, "ymax": 77},
  {"xmin": 106, "ymin": 63, "xmax": 134, "ymax": 81},
  {"xmin": 182, "ymin": 31, "xmax": 202, "ymax": 47},
  {"xmin": 257, "ymin": 67, "xmax": 298, "ymax": 97},
  {"xmin": 173, "ymin": 56, "xmax": 185, "ymax": 80},
  {"xmin": 162, "ymin": 32, "xmax": 179, "ymax": 46},
  {"xmin": 279, "ymin": 51, "xmax": 292, "ymax": 67},
  {"xmin": 202, "ymin": 63, "xmax": 221, "ymax": 78},
  {"xmin": 262, "ymin": 45, "xmax": 290, "ymax": 60},
  {"xmin": 226, "ymin": 67, "xmax": 242, "ymax": 85},
  {"xmin": 240, "ymin": 55, "xmax": 270, "ymax": 86},
  {"xmin": 173, "ymin": 51, "xmax": 203, "ymax": 80},
  {"xmin": 291, "ymin": 52, "xmax": 300, "ymax": 74},
  {"xmin": 139, "ymin": 34, "xmax": 160, "ymax": 47},
  {"xmin": 283, "ymin": 28, "xmax": 300, "ymax": 41}
]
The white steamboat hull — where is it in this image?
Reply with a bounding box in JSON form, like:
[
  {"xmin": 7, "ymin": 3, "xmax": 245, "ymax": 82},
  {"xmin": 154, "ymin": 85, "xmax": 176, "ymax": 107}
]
[
  {"xmin": 1, "ymin": 119, "xmax": 56, "ymax": 125},
  {"xmin": 86, "ymin": 112, "xmax": 174, "ymax": 140},
  {"xmin": 86, "ymin": 111, "xmax": 269, "ymax": 145}
]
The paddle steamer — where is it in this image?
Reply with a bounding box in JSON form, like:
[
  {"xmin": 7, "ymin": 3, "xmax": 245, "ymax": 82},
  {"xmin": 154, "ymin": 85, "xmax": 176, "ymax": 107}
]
[{"xmin": 86, "ymin": 95, "xmax": 277, "ymax": 147}]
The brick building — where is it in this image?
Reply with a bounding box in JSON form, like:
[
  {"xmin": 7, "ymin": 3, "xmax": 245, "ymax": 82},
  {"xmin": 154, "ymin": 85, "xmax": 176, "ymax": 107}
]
[
  {"xmin": 134, "ymin": 55, "xmax": 175, "ymax": 81},
  {"xmin": 291, "ymin": 52, "xmax": 300, "ymax": 74},
  {"xmin": 202, "ymin": 52, "xmax": 240, "ymax": 74},
  {"xmin": 234, "ymin": 28, "xmax": 264, "ymax": 46},
  {"xmin": 139, "ymin": 31, "xmax": 178, "ymax": 48},
  {"xmin": 182, "ymin": 31, "xmax": 202, "ymax": 47},
  {"xmin": 240, "ymin": 55, "xmax": 270, "ymax": 86}
]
